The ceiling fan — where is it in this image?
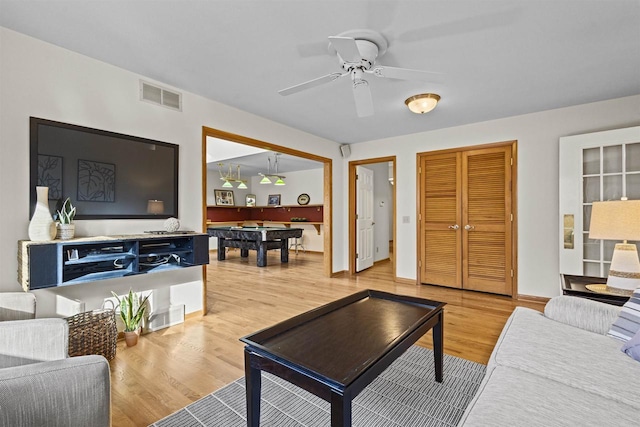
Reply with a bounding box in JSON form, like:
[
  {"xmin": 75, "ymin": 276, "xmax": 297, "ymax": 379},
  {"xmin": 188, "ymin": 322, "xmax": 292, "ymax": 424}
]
[{"xmin": 278, "ymin": 29, "xmax": 441, "ymax": 117}]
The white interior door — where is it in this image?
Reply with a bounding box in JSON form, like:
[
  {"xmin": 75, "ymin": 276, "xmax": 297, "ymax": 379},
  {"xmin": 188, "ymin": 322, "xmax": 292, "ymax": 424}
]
[{"xmin": 356, "ymin": 165, "xmax": 375, "ymax": 272}]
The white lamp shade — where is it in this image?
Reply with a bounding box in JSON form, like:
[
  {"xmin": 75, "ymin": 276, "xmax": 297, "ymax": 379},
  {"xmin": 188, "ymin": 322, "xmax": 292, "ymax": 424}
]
[{"xmin": 589, "ymin": 200, "xmax": 640, "ymax": 241}]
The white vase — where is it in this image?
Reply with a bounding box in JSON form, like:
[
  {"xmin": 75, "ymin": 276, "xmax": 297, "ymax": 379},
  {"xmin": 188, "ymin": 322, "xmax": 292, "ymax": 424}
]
[{"xmin": 28, "ymin": 186, "xmax": 56, "ymax": 241}]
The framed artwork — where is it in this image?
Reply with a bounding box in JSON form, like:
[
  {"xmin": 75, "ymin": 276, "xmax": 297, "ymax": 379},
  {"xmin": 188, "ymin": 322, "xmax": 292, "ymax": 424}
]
[
  {"xmin": 37, "ymin": 155, "xmax": 63, "ymax": 200},
  {"xmin": 246, "ymin": 194, "xmax": 256, "ymax": 206},
  {"xmin": 77, "ymin": 159, "xmax": 115, "ymax": 202},
  {"xmin": 215, "ymin": 190, "xmax": 235, "ymax": 206},
  {"xmin": 267, "ymin": 194, "xmax": 281, "ymax": 206}
]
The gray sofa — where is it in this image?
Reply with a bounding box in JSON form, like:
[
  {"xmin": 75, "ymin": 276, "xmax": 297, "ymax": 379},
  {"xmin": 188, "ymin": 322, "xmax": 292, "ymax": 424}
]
[
  {"xmin": 459, "ymin": 296, "xmax": 640, "ymax": 426},
  {"xmin": 0, "ymin": 293, "xmax": 111, "ymax": 427}
]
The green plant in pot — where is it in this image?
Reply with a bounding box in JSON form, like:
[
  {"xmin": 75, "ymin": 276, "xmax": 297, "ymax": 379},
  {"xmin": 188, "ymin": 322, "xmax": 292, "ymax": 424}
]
[
  {"xmin": 111, "ymin": 289, "xmax": 151, "ymax": 347},
  {"xmin": 56, "ymin": 197, "xmax": 76, "ymax": 240}
]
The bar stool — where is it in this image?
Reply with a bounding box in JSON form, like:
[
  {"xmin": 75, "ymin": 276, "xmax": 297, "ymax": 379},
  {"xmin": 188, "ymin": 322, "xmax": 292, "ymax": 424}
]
[{"xmin": 289, "ymin": 234, "xmax": 305, "ymax": 254}]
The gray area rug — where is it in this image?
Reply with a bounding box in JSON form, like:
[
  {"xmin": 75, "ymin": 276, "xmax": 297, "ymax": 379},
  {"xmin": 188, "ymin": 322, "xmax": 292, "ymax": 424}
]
[{"xmin": 151, "ymin": 345, "xmax": 485, "ymax": 427}]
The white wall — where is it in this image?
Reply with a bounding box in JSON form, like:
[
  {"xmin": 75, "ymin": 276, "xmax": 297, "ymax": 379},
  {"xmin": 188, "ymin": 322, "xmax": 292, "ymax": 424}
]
[
  {"xmin": 349, "ymin": 95, "xmax": 640, "ymax": 298},
  {"xmin": 0, "ymin": 27, "xmax": 344, "ymax": 316}
]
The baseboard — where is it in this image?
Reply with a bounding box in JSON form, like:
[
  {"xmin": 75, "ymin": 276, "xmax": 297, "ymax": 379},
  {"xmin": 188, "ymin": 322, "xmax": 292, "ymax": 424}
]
[
  {"xmin": 516, "ymin": 294, "xmax": 550, "ymax": 304},
  {"xmin": 374, "ymin": 258, "xmax": 390, "ymax": 265},
  {"xmin": 331, "ymin": 270, "xmax": 348, "ymax": 278},
  {"xmin": 394, "ymin": 277, "xmax": 416, "ymax": 285},
  {"xmin": 186, "ymin": 310, "xmax": 204, "ymax": 319}
]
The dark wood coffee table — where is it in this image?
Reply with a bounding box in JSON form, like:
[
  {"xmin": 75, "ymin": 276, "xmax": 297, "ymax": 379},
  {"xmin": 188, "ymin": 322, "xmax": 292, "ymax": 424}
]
[{"xmin": 240, "ymin": 289, "xmax": 446, "ymax": 427}]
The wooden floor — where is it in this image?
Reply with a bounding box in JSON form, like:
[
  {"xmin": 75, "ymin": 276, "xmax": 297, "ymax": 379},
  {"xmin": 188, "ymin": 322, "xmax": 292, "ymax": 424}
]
[{"xmin": 109, "ymin": 251, "xmax": 545, "ymax": 426}]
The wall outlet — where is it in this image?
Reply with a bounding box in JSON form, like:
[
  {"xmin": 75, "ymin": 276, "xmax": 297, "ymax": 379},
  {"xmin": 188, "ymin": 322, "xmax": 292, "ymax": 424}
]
[{"xmin": 402, "ymin": 216, "xmax": 410, "ymax": 224}]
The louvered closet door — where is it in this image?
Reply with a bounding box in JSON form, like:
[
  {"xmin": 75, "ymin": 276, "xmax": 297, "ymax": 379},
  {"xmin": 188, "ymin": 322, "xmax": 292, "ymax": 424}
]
[
  {"xmin": 462, "ymin": 146, "xmax": 513, "ymax": 295},
  {"xmin": 420, "ymin": 152, "xmax": 462, "ymax": 288}
]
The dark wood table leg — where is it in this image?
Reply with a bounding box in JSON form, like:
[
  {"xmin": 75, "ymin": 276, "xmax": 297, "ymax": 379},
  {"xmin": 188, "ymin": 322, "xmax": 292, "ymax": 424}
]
[
  {"xmin": 240, "ymin": 248, "xmax": 249, "ymax": 257},
  {"xmin": 280, "ymin": 239, "xmax": 289, "ymax": 263},
  {"xmin": 433, "ymin": 310, "xmax": 444, "ymax": 383},
  {"xmin": 217, "ymin": 238, "xmax": 226, "ymax": 260},
  {"xmin": 245, "ymin": 349, "xmax": 261, "ymax": 427},
  {"xmin": 257, "ymin": 242, "xmax": 267, "ymax": 267},
  {"xmin": 330, "ymin": 390, "xmax": 351, "ymax": 427}
]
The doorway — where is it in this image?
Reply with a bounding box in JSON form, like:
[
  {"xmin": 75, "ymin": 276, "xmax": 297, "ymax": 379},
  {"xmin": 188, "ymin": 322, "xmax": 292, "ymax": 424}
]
[
  {"xmin": 348, "ymin": 156, "xmax": 396, "ymax": 276},
  {"xmin": 201, "ymin": 127, "xmax": 333, "ymax": 313}
]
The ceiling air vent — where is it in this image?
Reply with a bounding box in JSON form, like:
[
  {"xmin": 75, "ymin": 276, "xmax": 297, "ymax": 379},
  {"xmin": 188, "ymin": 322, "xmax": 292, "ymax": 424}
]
[{"xmin": 140, "ymin": 80, "xmax": 182, "ymax": 111}]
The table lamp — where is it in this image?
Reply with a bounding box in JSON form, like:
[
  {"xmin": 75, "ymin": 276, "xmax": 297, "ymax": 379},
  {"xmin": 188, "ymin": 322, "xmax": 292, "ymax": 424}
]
[
  {"xmin": 589, "ymin": 199, "xmax": 640, "ymax": 293},
  {"xmin": 147, "ymin": 200, "xmax": 164, "ymax": 214}
]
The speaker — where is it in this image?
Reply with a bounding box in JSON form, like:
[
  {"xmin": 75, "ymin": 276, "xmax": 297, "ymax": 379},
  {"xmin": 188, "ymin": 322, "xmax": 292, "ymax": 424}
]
[{"xmin": 340, "ymin": 144, "xmax": 351, "ymax": 158}]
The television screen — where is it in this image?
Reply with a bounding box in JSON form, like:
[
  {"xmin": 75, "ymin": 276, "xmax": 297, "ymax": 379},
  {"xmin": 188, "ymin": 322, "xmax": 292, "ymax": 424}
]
[{"xmin": 30, "ymin": 117, "xmax": 178, "ymax": 219}]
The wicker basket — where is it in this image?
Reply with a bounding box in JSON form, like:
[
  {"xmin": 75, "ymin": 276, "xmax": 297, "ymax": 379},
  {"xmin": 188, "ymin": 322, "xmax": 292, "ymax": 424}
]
[{"xmin": 66, "ymin": 307, "xmax": 117, "ymax": 361}]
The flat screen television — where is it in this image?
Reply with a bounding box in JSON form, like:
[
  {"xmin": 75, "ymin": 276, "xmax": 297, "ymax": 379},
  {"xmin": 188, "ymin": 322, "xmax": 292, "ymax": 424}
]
[{"xmin": 30, "ymin": 117, "xmax": 178, "ymax": 219}]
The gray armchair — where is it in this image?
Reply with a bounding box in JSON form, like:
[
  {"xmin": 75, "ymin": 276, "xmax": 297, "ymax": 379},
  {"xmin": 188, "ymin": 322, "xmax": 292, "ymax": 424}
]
[{"xmin": 0, "ymin": 292, "xmax": 111, "ymax": 427}]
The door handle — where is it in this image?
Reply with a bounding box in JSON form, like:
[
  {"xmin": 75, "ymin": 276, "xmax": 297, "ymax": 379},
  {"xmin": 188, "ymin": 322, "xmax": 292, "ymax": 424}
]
[
  {"xmin": 448, "ymin": 225, "xmax": 459, "ymax": 230},
  {"xmin": 464, "ymin": 224, "xmax": 475, "ymax": 231}
]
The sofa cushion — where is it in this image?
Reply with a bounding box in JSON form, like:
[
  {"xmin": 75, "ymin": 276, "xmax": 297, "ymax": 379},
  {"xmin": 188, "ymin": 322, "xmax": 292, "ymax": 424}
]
[
  {"xmin": 608, "ymin": 288, "xmax": 640, "ymax": 341},
  {"xmin": 489, "ymin": 307, "xmax": 640, "ymax": 409},
  {"xmin": 458, "ymin": 366, "xmax": 639, "ymax": 426},
  {"xmin": 621, "ymin": 328, "xmax": 640, "ymax": 362},
  {"xmin": 544, "ymin": 295, "xmax": 621, "ymax": 335}
]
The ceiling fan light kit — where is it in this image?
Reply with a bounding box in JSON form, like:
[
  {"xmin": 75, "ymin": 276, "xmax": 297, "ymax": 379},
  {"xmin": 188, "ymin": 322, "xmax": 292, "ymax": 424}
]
[
  {"xmin": 405, "ymin": 93, "xmax": 441, "ymax": 114},
  {"xmin": 278, "ymin": 29, "xmax": 441, "ymax": 118}
]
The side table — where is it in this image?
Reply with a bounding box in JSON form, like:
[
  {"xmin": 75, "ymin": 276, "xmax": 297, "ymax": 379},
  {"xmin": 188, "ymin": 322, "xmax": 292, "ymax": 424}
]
[{"xmin": 561, "ymin": 274, "xmax": 629, "ymax": 306}]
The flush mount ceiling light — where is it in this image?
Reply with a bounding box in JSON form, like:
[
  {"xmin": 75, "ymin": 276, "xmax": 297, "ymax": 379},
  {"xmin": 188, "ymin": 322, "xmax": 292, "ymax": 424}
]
[{"xmin": 405, "ymin": 93, "xmax": 441, "ymax": 114}]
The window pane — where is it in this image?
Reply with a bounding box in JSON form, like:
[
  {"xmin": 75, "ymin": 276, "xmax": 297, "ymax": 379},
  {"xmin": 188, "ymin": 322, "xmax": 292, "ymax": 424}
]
[
  {"xmin": 583, "ymin": 204, "xmax": 592, "ymax": 232},
  {"xmin": 584, "ymin": 262, "xmax": 601, "ymax": 277},
  {"xmin": 583, "ymin": 177, "xmax": 600, "ymax": 203},
  {"xmin": 603, "ymin": 145, "xmax": 622, "ymax": 173},
  {"xmin": 626, "ymin": 143, "xmax": 640, "ymax": 172},
  {"xmin": 583, "ymin": 148, "xmax": 600, "ymax": 175},
  {"xmin": 583, "ymin": 236, "xmax": 600, "ymax": 260},
  {"xmin": 604, "ymin": 240, "xmax": 617, "ymax": 262},
  {"xmin": 603, "ymin": 175, "xmax": 622, "ymax": 201},
  {"xmin": 627, "ymin": 174, "xmax": 640, "ymax": 200}
]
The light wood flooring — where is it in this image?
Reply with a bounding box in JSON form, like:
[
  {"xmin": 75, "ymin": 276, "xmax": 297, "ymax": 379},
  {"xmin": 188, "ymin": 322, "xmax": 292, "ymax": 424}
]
[{"xmin": 109, "ymin": 250, "xmax": 545, "ymax": 426}]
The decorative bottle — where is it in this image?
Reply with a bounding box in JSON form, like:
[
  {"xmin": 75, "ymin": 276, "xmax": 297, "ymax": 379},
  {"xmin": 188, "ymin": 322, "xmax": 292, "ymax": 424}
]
[{"xmin": 28, "ymin": 186, "xmax": 56, "ymax": 241}]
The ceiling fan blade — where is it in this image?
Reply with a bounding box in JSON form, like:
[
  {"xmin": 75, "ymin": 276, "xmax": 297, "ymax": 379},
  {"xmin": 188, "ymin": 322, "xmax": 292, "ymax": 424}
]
[
  {"xmin": 352, "ymin": 79, "xmax": 374, "ymax": 117},
  {"xmin": 328, "ymin": 36, "xmax": 361, "ymax": 62},
  {"xmin": 369, "ymin": 66, "xmax": 443, "ymax": 82},
  {"xmin": 278, "ymin": 72, "xmax": 345, "ymax": 96}
]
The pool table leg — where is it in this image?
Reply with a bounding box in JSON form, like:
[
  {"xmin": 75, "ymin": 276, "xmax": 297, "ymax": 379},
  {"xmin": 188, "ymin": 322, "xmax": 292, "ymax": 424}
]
[
  {"xmin": 280, "ymin": 239, "xmax": 289, "ymax": 263},
  {"xmin": 217, "ymin": 238, "xmax": 226, "ymax": 260},
  {"xmin": 257, "ymin": 242, "xmax": 267, "ymax": 267}
]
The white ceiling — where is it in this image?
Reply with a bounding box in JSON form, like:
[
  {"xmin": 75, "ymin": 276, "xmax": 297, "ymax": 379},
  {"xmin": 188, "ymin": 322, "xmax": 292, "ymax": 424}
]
[{"xmin": 1, "ymin": 0, "xmax": 639, "ymax": 145}]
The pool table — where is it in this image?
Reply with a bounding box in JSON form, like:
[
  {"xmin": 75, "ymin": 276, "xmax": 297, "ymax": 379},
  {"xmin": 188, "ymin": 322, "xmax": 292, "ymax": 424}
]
[{"xmin": 207, "ymin": 226, "xmax": 303, "ymax": 267}]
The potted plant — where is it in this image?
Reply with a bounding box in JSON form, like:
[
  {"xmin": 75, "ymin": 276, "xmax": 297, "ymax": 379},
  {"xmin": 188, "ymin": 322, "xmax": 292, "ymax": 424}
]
[
  {"xmin": 111, "ymin": 289, "xmax": 151, "ymax": 347},
  {"xmin": 56, "ymin": 197, "xmax": 76, "ymax": 240}
]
